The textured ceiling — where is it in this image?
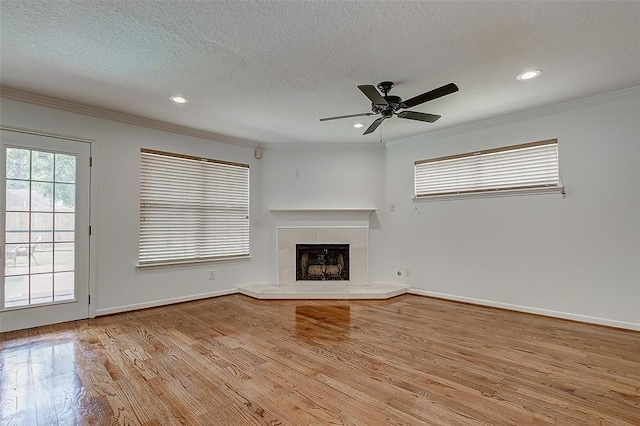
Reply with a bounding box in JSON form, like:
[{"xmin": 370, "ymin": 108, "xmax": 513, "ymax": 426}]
[{"xmin": 1, "ymin": 1, "xmax": 639, "ymax": 146}]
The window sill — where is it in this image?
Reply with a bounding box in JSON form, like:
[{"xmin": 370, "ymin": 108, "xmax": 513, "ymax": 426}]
[
  {"xmin": 413, "ymin": 186, "xmax": 565, "ymax": 202},
  {"xmin": 136, "ymin": 255, "xmax": 251, "ymax": 270}
]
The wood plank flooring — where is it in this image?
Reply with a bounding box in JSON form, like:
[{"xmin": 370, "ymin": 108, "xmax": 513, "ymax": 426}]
[{"xmin": 1, "ymin": 294, "xmax": 639, "ymax": 425}]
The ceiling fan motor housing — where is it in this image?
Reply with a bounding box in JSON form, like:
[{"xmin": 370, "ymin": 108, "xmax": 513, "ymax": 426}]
[
  {"xmin": 372, "ymin": 94, "xmax": 402, "ymax": 116},
  {"xmin": 377, "ymin": 81, "xmax": 395, "ymax": 94}
]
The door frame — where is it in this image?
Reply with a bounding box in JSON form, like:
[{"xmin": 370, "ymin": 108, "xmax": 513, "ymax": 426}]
[{"xmin": 0, "ymin": 125, "xmax": 96, "ymax": 332}]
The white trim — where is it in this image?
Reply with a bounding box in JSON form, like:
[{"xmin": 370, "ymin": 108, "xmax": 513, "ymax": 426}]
[
  {"xmin": 264, "ymin": 141, "xmax": 385, "ymax": 150},
  {"xmin": 413, "ymin": 186, "xmax": 564, "ymax": 202},
  {"xmin": 0, "ymin": 87, "xmax": 260, "ymax": 148},
  {"xmin": 136, "ymin": 255, "xmax": 252, "ymax": 270},
  {"xmin": 94, "ymin": 288, "xmax": 238, "ymax": 316},
  {"xmin": 88, "ymin": 141, "xmax": 97, "ymax": 318},
  {"xmin": 0, "ymin": 127, "xmax": 96, "ymax": 319},
  {"xmin": 0, "ymin": 124, "xmax": 94, "ymax": 144},
  {"xmin": 1, "ymin": 298, "xmax": 78, "ymax": 313},
  {"xmin": 409, "ymin": 288, "xmax": 640, "ymax": 331}
]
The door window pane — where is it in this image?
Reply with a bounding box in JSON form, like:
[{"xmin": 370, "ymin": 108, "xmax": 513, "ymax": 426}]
[
  {"xmin": 31, "ymin": 151, "xmax": 54, "ymax": 182},
  {"xmin": 55, "ymin": 183, "xmax": 75, "ymax": 211},
  {"xmin": 54, "ymin": 242, "xmax": 74, "ymax": 272},
  {"xmin": 31, "ymin": 212, "xmax": 53, "ymax": 240},
  {"xmin": 31, "ymin": 273, "xmax": 53, "ymax": 304},
  {"xmin": 31, "ymin": 182, "xmax": 54, "ymax": 211},
  {"xmin": 54, "ymin": 213, "xmax": 74, "ymax": 243},
  {"xmin": 55, "ymin": 154, "xmax": 76, "ymax": 183},
  {"xmin": 4, "ymin": 275, "xmax": 29, "ymax": 307},
  {"xmin": 5, "ymin": 148, "xmax": 30, "ymax": 180},
  {"xmin": 6, "ymin": 212, "xmax": 29, "ymax": 243},
  {"xmin": 5, "ymin": 243, "xmax": 29, "ymax": 275},
  {"xmin": 6, "ymin": 180, "xmax": 30, "ymax": 211},
  {"xmin": 54, "ymin": 272, "xmax": 74, "ymax": 302}
]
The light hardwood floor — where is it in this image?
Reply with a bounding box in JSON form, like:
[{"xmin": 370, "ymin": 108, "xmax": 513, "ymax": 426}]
[{"xmin": 1, "ymin": 294, "xmax": 639, "ymax": 425}]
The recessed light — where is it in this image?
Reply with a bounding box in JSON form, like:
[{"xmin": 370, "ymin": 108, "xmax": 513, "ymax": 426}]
[
  {"xmin": 353, "ymin": 123, "xmax": 364, "ymax": 128},
  {"xmin": 170, "ymin": 95, "xmax": 189, "ymax": 104},
  {"xmin": 516, "ymin": 69, "xmax": 542, "ymax": 81}
]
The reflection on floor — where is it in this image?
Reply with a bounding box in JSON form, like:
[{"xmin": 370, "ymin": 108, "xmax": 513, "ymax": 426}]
[
  {"xmin": 0, "ymin": 336, "xmax": 109, "ymax": 423},
  {"xmin": 295, "ymin": 305, "xmax": 351, "ymax": 340}
]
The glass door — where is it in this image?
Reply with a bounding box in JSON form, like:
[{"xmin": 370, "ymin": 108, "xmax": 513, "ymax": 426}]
[{"xmin": 1, "ymin": 128, "xmax": 90, "ymax": 332}]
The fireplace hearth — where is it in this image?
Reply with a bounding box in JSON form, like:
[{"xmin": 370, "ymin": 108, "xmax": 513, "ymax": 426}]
[{"xmin": 296, "ymin": 244, "xmax": 349, "ymax": 281}]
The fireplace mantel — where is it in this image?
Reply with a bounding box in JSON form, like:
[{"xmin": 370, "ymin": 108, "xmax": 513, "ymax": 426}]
[
  {"xmin": 269, "ymin": 208, "xmax": 376, "ymax": 228},
  {"xmin": 269, "ymin": 208, "xmax": 377, "ymax": 214}
]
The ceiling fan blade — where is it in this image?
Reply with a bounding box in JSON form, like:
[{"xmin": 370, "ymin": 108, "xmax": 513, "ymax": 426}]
[
  {"xmin": 363, "ymin": 117, "xmax": 385, "ymax": 135},
  {"xmin": 401, "ymin": 83, "xmax": 459, "ymax": 109},
  {"xmin": 397, "ymin": 111, "xmax": 441, "ymax": 123},
  {"xmin": 358, "ymin": 85, "xmax": 388, "ymax": 106},
  {"xmin": 319, "ymin": 112, "xmax": 375, "ymax": 122}
]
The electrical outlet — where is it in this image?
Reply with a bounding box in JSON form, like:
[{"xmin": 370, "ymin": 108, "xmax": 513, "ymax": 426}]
[
  {"xmin": 405, "ymin": 267, "xmax": 412, "ymax": 277},
  {"xmin": 390, "ymin": 203, "xmax": 395, "ymax": 212},
  {"xmin": 209, "ymin": 270, "xmax": 216, "ymax": 280}
]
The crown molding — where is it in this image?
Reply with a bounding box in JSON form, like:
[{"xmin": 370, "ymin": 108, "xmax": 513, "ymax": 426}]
[
  {"xmin": 387, "ymin": 85, "xmax": 640, "ymax": 146},
  {"xmin": 0, "ymin": 86, "xmax": 261, "ymax": 149},
  {"xmin": 0, "ymin": 124, "xmax": 95, "ymax": 143},
  {"xmin": 4, "ymin": 85, "xmax": 637, "ymax": 151},
  {"xmin": 264, "ymin": 141, "xmax": 386, "ymax": 150}
]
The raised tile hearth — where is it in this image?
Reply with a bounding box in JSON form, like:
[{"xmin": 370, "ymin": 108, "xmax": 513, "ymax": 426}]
[{"xmin": 237, "ymin": 282, "xmax": 408, "ymax": 299}]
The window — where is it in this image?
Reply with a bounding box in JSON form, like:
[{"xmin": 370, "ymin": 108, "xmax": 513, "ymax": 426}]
[
  {"xmin": 139, "ymin": 149, "xmax": 249, "ymax": 266},
  {"xmin": 414, "ymin": 139, "xmax": 563, "ymax": 199}
]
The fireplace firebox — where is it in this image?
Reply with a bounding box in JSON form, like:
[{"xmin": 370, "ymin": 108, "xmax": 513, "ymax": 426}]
[{"xmin": 296, "ymin": 244, "xmax": 349, "ymax": 281}]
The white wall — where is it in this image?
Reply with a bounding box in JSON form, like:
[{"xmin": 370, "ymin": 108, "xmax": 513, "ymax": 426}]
[
  {"xmin": 255, "ymin": 146, "xmax": 386, "ymax": 284},
  {"xmin": 0, "ymin": 99, "xmax": 267, "ymax": 315},
  {"xmin": 2, "ymin": 89, "xmax": 638, "ymax": 330},
  {"xmin": 380, "ymin": 91, "xmax": 640, "ymax": 328}
]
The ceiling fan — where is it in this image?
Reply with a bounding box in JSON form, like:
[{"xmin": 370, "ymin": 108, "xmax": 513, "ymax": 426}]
[{"xmin": 319, "ymin": 81, "xmax": 459, "ymax": 135}]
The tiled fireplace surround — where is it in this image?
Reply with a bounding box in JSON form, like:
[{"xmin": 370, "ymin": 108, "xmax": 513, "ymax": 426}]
[{"xmin": 236, "ymin": 209, "xmax": 408, "ymax": 299}]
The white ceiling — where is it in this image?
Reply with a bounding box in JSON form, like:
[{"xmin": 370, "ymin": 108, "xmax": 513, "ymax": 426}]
[{"xmin": 1, "ymin": 1, "xmax": 639, "ymax": 147}]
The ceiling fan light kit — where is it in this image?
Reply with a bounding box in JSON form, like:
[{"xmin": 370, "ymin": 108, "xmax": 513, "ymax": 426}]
[{"xmin": 320, "ymin": 81, "xmax": 459, "ymax": 135}]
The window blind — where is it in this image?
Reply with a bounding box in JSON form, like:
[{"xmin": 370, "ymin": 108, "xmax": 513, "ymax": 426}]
[
  {"xmin": 414, "ymin": 139, "xmax": 561, "ymax": 198},
  {"xmin": 139, "ymin": 149, "xmax": 249, "ymax": 265}
]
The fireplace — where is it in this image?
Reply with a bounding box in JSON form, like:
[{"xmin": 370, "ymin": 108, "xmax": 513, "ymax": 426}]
[
  {"xmin": 277, "ymin": 227, "xmax": 366, "ymax": 286},
  {"xmin": 237, "ymin": 208, "xmax": 409, "ymax": 298},
  {"xmin": 296, "ymin": 244, "xmax": 349, "ymax": 281},
  {"xmin": 271, "ymin": 211, "xmax": 376, "ymax": 287}
]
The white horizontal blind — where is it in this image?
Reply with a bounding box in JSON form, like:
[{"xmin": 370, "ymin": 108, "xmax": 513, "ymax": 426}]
[
  {"xmin": 414, "ymin": 139, "xmax": 561, "ymax": 198},
  {"xmin": 139, "ymin": 149, "xmax": 249, "ymax": 265}
]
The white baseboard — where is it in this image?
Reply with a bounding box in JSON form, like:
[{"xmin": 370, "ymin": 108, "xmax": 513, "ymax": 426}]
[
  {"xmin": 409, "ymin": 289, "xmax": 640, "ymax": 331},
  {"xmin": 94, "ymin": 288, "xmax": 238, "ymax": 317},
  {"xmin": 92, "ymin": 285, "xmax": 639, "ymax": 332}
]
